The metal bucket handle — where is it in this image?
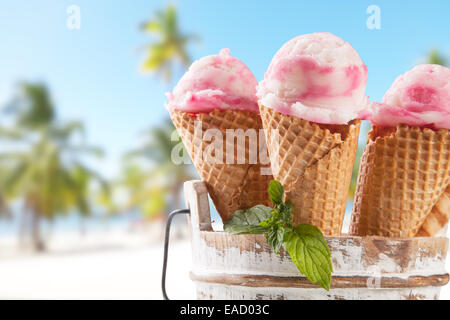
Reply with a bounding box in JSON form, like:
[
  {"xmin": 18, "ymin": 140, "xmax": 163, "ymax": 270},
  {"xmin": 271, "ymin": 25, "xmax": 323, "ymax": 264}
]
[
  {"xmin": 161, "ymin": 208, "xmax": 190, "ymax": 300},
  {"xmin": 161, "ymin": 181, "xmax": 211, "ymax": 300}
]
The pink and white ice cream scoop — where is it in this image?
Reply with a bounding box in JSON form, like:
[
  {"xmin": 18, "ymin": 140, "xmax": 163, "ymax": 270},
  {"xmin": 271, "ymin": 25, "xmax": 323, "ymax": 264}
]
[
  {"xmin": 361, "ymin": 64, "xmax": 450, "ymax": 130},
  {"xmin": 165, "ymin": 48, "xmax": 259, "ymax": 114},
  {"xmin": 257, "ymin": 32, "xmax": 368, "ymax": 124}
]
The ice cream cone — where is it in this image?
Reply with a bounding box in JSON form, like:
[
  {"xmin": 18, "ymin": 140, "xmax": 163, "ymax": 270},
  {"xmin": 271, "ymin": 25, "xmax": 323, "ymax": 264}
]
[
  {"xmin": 350, "ymin": 125, "xmax": 450, "ymax": 237},
  {"xmin": 417, "ymin": 185, "xmax": 450, "ymax": 236},
  {"xmin": 259, "ymin": 105, "xmax": 360, "ymax": 235},
  {"xmin": 166, "ymin": 49, "xmax": 273, "ymax": 222},
  {"xmin": 170, "ymin": 109, "xmax": 272, "ymax": 222}
]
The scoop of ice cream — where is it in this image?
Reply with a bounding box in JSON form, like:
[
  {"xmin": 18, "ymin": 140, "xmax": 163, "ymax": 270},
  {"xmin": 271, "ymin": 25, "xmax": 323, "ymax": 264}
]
[
  {"xmin": 362, "ymin": 64, "xmax": 450, "ymax": 130},
  {"xmin": 257, "ymin": 32, "xmax": 368, "ymax": 124},
  {"xmin": 165, "ymin": 49, "xmax": 259, "ymax": 114}
]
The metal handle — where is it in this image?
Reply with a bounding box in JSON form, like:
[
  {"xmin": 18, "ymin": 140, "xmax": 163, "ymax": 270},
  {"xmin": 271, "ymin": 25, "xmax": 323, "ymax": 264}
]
[{"xmin": 161, "ymin": 208, "xmax": 190, "ymax": 300}]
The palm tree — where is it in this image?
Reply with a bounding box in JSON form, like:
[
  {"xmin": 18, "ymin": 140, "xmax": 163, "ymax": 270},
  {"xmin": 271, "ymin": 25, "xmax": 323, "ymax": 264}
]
[
  {"xmin": 119, "ymin": 164, "xmax": 166, "ymax": 220},
  {"xmin": 425, "ymin": 49, "xmax": 447, "ymax": 66},
  {"xmin": 140, "ymin": 4, "xmax": 199, "ymax": 82},
  {"xmin": 0, "ymin": 195, "xmax": 8, "ymax": 217},
  {"xmin": 0, "ymin": 83, "xmax": 106, "ymax": 251},
  {"xmin": 0, "ymin": 167, "xmax": 10, "ymax": 217},
  {"xmin": 122, "ymin": 118, "xmax": 196, "ymax": 218},
  {"xmin": 129, "ymin": 5, "xmax": 199, "ymax": 219}
]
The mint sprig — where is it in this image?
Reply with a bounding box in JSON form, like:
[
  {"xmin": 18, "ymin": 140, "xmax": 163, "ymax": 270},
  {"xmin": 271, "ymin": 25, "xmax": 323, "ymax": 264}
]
[
  {"xmin": 223, "ymin": 205, "xmax": 271, "ymax": 235},
  {"xmin": 224, "ymin": 180, "xmax": 333, "ymax": 291},
  {"xmin": 268, "ymin": 179, "xmax": 284, "ymax": 205}
]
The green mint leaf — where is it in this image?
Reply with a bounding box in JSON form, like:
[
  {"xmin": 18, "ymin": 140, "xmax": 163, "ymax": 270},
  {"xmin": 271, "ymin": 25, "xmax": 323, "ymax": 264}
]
[
  {"xmin": 259, "ymin": 207, "xmax": 279, "ymax": 228},
  {"xmin": 265, "ymin": 226, "xmax": 280, "ymax": 254},
  {"xmin": 224, "ymin": 205, "xmax": 272, "ymax": 234},
  {"xmin": 283, "ymin": 225, "xmax": 333, "ymax": 291},
  {"xmin": 279, "ymin": 202, "xmax": 292, "ymax": 226},
  {"xmin": 224, "ymin": 180, "xmax": 334, "ymax": 291},
  {"xmin": 266, "ymin": 226, "xmax": 291, "ymax": 254},
  {"xmin": 259, "ymin": 219, "xmax": 271, "ymax": 228},
  {"xmin": 295, "ymin": 224, "xmax": 331, "ymax": 256},
  {"xmin": 268, "ymin": 180, "xmax": 284, "ymax": 205}
]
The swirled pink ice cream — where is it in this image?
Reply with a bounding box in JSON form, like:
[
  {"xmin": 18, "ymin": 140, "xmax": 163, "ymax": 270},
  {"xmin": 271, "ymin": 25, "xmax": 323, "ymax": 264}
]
[
  {"xmin": 165, "ymin": 49, "xmax": 259, "ymax": 114},
  {"xmin": 361, "ymin": 64, "xmax": 450, "ymax": 130},
  {"xmin": 257, "ymin": 32, "xmax": 368, "ymax": 124}
]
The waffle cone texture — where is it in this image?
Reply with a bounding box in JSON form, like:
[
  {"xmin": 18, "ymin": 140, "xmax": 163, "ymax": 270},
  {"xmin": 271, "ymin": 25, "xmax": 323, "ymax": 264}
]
[
  {"xmin": 417, "ymin": 185, "xmax": 450, "ymax": 236},
  {"xmin": 170, "ymin": 109, "xmax": 272, "ymax": 222},
  {"xmin": 259, "ymin": 104, "xmax": 360, "ymax": 235},
  {"xmin": 350, "ymin": 125, "xmax": 450, "ymax": 237}
]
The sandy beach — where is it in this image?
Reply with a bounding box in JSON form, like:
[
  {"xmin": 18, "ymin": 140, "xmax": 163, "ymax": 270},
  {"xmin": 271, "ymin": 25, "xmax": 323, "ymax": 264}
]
[{"xmin": 0, "ymin": 226, "xmax": 196, "ymax": 300}]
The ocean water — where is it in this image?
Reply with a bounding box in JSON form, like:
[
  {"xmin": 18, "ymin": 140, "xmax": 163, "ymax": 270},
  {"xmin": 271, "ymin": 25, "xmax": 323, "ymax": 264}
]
[{"xmin": 0, "ymin": 209, "xmax": 140, "ymax": 237}]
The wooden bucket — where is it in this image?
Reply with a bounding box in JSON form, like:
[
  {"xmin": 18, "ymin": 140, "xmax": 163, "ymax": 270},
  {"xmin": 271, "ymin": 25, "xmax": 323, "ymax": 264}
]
[{"xmin": 184, "ymin": 180, "xmax": 450, "ymax": 300}]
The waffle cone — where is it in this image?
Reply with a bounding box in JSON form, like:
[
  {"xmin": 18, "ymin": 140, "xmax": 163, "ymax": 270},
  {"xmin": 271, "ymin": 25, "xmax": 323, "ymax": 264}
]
[
  {"xmin": 350, "ymin": 125, "xmax": 450, "ymax": 237},
  {"xmin": 416, "ymin": 185, "xmax": 450, "ymax": 236},
  {"xmin": 259, "ymin": 104, "xmax": 360, "ymax": 235},
  {"xmin": 170, "ymin": 109, "xmax": 272, "ymax": 222}
]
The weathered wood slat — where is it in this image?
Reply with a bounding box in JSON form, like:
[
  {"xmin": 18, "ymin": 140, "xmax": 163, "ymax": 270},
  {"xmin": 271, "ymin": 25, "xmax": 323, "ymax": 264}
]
[
  {"xmin": 190, "ymin": 272, "xmax": 449, "ymax": 289},
  {"xmin": 194, "ymin": 231, "xmax": 449, "ymax": 276}
]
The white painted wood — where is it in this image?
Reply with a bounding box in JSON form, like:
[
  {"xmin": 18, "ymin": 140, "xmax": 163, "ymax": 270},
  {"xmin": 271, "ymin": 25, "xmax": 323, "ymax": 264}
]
[
  {"xmin": 184, "ymin": 180, "xmax": 212, "ymax": 232},
  {"xmin": 195, "ymin": 283, "xmax": 441, "ymax": 300}
]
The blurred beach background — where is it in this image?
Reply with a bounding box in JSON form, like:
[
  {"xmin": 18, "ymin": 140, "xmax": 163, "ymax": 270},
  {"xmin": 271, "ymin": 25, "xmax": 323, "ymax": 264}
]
[{"xmin": 0, "ymin": 0, "xmax": 449, "ymax": 299}]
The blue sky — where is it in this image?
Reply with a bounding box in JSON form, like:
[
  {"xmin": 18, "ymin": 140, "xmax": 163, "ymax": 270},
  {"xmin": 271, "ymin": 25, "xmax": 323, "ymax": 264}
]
[{"xmin": 0, "ymin": 0, "xmax": 449, "ymax": 178}]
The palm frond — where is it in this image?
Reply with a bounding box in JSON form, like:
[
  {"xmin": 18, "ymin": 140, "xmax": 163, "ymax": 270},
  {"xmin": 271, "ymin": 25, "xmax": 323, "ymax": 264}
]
[
  {"xmin": 50, "ymin": 121, "xmax": 85, "ymax": 141},
  {"xmin": 0, "ymin": 126, "xmax": 28, "ymax": 140},
  {"xmin": 139, "ymin": 5, "xmax": 199, "ymax": 82},
  {"xmin": 17, "ymin": 83, "xmax": 55, "ymax": 129},
  {"xmin": 426, "ymin": 49, "xmax": 447, "ymax": 66},
  {"xmin": 0, "ymin": 81, "xmax": 108, "ymax": 222}
]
